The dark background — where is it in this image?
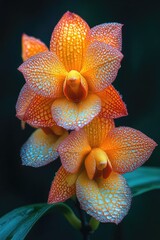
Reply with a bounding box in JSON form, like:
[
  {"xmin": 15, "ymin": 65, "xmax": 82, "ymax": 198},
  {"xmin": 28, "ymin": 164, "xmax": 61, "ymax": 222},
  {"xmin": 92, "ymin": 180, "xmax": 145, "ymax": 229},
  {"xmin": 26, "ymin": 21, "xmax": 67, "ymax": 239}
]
[{"xmin": 0, "ymin": 0, "xmax": 160, "ymax": 239}]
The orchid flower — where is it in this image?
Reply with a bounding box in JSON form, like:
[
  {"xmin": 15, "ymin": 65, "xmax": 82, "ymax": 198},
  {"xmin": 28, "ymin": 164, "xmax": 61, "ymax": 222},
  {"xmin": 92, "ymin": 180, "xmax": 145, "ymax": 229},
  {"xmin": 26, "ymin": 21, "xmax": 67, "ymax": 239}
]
[
  {"xmin": 16, "ymin": 11, "xmax": 127, "ymax": 130},
  {"xmin": 48, "ymin": 117, "xmax": 157, "ymax": 223}
]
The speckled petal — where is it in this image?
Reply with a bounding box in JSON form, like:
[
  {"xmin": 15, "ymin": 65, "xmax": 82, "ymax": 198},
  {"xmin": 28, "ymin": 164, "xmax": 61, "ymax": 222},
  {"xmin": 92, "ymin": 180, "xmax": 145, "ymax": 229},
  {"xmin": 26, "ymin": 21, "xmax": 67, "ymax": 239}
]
[
  {"xmin": 51, "ymin": 94, "xmax": 101, "ymax": 130},
  {"xmin": 101, "ymin": 127, "xmax": 157, "ymax": 174},
  {"xmin": 76, "ymin": 171, "xmax": 131, "ymax": 224},
  {"xmin": 97, "ymin": 85, "xmax": 128, "ymax": 119},
  {"xmin": 58, "ymin": 129, "xmax": 91, "ymax": 173},
  {"xmin": 50, "ymin": 11, "xmax": 90, "ymax": 72},
  {"xmin": 89, "ymin": 23, "xmax": 123, "ymax": 51},
  {"xmin": 81, "ymin": 41, "xmax": 123, "ymax": 92},
  {"xmin": 48, "ymin": 166, "xmax": 76, "ymax": 203},
  {"xmin": 84, "ymin": 116, "xmax": 115, "ymax": 148},
  {"xmin": 21, "ymin": 129, "xmax": 65, "ymax": 167},
  {"xmin": 22, "ymin": 34, "xmax": 48, "ymax": 61},
  {"xmin": 16, "ymin": 84, "xmax": 55, "ymax": 128},
  {"xmin": 16, "ymin": 84, "xmax": 35, "ymax": 120},
  {"xmin": 18, "ymin": 52, "xmax": 67, "ymax": 98}
]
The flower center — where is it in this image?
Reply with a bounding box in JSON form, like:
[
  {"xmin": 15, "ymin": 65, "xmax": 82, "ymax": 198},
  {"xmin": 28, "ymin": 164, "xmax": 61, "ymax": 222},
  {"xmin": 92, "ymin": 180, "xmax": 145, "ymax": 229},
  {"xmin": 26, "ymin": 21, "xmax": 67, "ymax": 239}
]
[
  {"xmin": 63, "ymin": 70, "xmax": 88, "ymax": 103},
  {"xmin": 85, "ymin": 148, "xmax": 112, "ymax": 180}
]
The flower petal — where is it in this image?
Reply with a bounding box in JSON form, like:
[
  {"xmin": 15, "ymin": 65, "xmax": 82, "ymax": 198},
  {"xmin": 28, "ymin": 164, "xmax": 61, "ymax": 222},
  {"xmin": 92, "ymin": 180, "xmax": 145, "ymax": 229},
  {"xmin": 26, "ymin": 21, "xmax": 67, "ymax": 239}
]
[
  {"xmin": 16, "ymin": 84, "xmax": 35, "ymax": 120},
  {"xmin": 101, "ymin": 127, "xmax": 157, "ymax": 173},
  {"xmin": 84, "ymin": 116, "xmax": 115, "ymax": 148},
  {"xmin": 81, "ymin": 41, "xmax": 123, "ymax": 92},
  {"xmin": 48, "ymin": 166, "xmax": 76, "ymax": 203},
  {"xmin": 16, "ymin": 84, "xmax": 55, "ymax": 128},
  {"xmin": 84, "ymin": 153, "xmax": 96, "ymax": 180},
  {"xmin": 58, "ymin": 129, "xmax": 91, "ymax": 173},
  {"xmin": 18, "ymin": 52, "xmax": 67, "ymax": 98},
  {"xmin": 97, "ymin": 85, "xmax": 128, "ymax": 119},
  {"xmin": 89, "ymin": 23, "xmax": 123, "ymax": 51},
  {"xmin": 76, "ymin": 171, "xmax": 131, "ymax": 224},
  {"xmin": 50, "ymin": 11, "xmax": 90, "ymax": 72},
  {"xmin": 21, "ymin": 129, "xmax": 68, "ymax": 167},
  {"xmin": 22, "ymin": 34, "xmax": 48, "ymax": 61},
  {"xmin": 51, "ymin": 94, "xmax": 101, "ymax": 130}
]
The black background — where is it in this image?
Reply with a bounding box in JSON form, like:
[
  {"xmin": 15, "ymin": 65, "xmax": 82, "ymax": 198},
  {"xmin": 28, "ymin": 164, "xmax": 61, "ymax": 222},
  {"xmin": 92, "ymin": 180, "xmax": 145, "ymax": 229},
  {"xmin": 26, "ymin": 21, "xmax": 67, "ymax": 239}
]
[{"xmin": 0, "ymin": 0, "xmax": 160, "ymax": 239}]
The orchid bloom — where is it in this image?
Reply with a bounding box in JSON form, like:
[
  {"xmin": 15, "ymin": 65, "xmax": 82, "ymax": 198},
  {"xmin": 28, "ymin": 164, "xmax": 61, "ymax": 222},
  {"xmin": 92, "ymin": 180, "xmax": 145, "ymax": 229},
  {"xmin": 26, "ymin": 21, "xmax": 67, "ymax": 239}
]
[
  {"xmin": 16, "ymin": 30, "xmax": 68, "ymax": 167},
  {"xmin": 48, "ymin": 117, "xmax": 157, "ymax": 223},
  {"xmin": 16, "ymin": 11, "xmax": 127, "ymax": 130}
]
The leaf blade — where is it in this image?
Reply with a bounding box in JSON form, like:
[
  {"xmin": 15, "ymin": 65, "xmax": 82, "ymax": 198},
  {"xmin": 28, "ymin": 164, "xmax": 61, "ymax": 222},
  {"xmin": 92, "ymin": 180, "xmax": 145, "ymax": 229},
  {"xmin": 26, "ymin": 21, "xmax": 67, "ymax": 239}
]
[
  {"xmin": 0, "ymin": 203, "xmax": 81, "ymax": 240},
  {"xmin": 124, "ymin": 167, "xmax": 160, "ymax": 196}
]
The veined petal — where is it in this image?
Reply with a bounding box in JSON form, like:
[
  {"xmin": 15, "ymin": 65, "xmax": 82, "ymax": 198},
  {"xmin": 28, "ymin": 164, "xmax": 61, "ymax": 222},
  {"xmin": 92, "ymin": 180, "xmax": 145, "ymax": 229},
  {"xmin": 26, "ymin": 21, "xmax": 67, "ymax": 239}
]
[
  {"xmin": 16, "ymin": 84, "xmax": 35, "ymax": 120},
  {"xmin": 81, "ymin": 41, "xmax": 123, "ymax": 92},
  {"xmin": 16, "ymin": 84, "xmax": 55, "ymax": 128},
  {"xmin": 22, "ymin": 34, "xmax": 48, "ymax": 61},
  {"xmin": 18, "ymin": 52, "xmax": 67, "ymax": 98},
  {"xmin": 21, "ymin": 129, "xmax": 68, "ymax": 167},
  {"xmin": 97, "ymin": 85, "xmax": 128, "ymax": 119},
  {"xmin": 101, "ymin": 127, "xmax": 157, "ymax": 173},
  {"xmin": 76, "ymin": 171, "xmax": 131, "ymax": 224},
  {"xmin": 84, "ymin": 116, "xmax": 115, "ymax": 148},
  {"xmin": 89, "ymin": 23, "xmax": 123, "ymax": 51},
  {"xmin": 51, "ymin": 94, "xmax": 101, "ymax": 130},
  {"xmin": 50, "ymin": 11, "xmax": 90, "ymax": 72},
  {"xmin": 58, "ymin": 129, "xmax": 91, "ymax": 173},
  {"xmin": 48, "ymin": 166, "xmax": 76, "ymax": 203}
]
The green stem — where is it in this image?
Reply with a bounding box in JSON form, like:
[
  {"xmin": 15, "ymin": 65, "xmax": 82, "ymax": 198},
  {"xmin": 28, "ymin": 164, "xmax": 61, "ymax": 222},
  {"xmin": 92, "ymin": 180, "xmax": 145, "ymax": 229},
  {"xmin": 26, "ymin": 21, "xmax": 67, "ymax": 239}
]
[
  {"xmin": 56, "ymin": 203, "xmax": 82, "ymax": 230},
  {"xmin": 89, "ymin": 217, "xmax": 100, "ymax": 231},
  {"xmin": 75, "ymin": 200, "xmax": 93, "ymax": 240}
]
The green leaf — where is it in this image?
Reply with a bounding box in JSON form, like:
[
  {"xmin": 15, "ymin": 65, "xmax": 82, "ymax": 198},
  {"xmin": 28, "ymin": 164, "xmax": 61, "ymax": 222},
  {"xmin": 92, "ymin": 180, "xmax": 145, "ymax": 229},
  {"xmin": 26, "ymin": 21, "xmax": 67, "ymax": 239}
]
[
  {"xmin": 124, "ymin": 167, "xmax": 160, "ymax": 196},
  {"xmin": 0, "ymin": 203, "xmax": 81, "ymax": 240}
]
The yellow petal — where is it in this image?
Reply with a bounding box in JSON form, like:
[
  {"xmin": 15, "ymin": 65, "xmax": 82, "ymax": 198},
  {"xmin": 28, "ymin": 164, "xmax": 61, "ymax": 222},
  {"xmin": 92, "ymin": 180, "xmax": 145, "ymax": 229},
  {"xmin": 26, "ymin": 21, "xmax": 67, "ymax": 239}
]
[
  {"xmin": 101, "ymin": 127, "xmax": 157, "ymax": 173},
  {"xmin": 21, "ymin": 129, "xmax": 67, "ymax": 167},
  {"xmin": 58, "ymin": 129, "xmax": 91, "ymax": 173},
  {"xmin": 18, "ymin": 52, "xmax": 67, "ymax": 98},
  {"xmin": 50, "ymin": 11, "xmax": 90, "ymax": 71},
  {"xmin": 84, "ymin": 116, "xmax": 115, "ymax": 148},
  {"xmin": 51, "ymin": 94, "xmax": 101, "ymax": 130},
  {"xmin": 81, "ymin": 41, "xmax": 123, "ymax": 92},
  {"xmin": 76, "ymin": 171, "xmax": 131, "ymax": 223}
]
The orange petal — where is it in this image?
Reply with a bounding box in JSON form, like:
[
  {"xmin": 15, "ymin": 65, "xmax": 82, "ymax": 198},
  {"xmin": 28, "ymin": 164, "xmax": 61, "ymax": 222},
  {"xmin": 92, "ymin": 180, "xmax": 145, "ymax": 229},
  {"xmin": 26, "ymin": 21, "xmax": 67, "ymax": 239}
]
[
  {"xmin": 16, "ymin": 84, "xmax": 55, "ymax": 128},
  {"xmin": 51, "ymin": 94, "xmax": 101, "ymax": 130},
  {"xmin": 16, "ymin": 84, "xmax": 35, "ymax": 119},
  {"xmin": 85, "ymin": 152, "xmax": 96, "ymax": 180},
  {"xmin": 101, "ymin": 127, "xmax": 157, "ymax": 174},
  {"xmin": 18, "ymin": 52, "xmax": 67, "ymax": 98},
  {"xmin": 58, "ymin": 129, "xmax": 91, "ymax": 173},
  {"xmin": 97, "ymin": 85, "xmax": 128, "ymax": 119},
  {"xmin": 22, "ymin": 34, "xmax": 48, "ymax": 61},
  {"xmin": 21, "ymin": 129, "xmax": 64, "ymax": 167},
  {"xmin": 81, "ymin": 41, "xmax": 123, "ymax": 92},
  {"xmin": 50, "ymin": 11, "xmax": 90, "ymax": 72},
  {"xmin": 48, "ymin": 166, "xmax": 76, "ymax": 203},
  {"xmin": 84, "ymin": 116, "xmax": 115, "ymax": 148},
  {"xmin": 76, "ymin": 171, "xmax": 131, "ymax": 224},
  {"xmin": 89, "ymin": 23, "xmax": 123, "ymax": 51}
]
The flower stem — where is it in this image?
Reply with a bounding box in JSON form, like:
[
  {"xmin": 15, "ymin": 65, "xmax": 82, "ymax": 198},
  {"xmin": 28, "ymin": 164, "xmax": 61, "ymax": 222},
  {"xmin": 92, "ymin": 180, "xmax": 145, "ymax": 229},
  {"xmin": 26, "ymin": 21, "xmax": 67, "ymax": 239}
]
[
  {"xmin": 89, "ymin": 217, "xmax": 100, "ymax": 231},
  {"xmin": 75, "ymin": 199, "xmax": 93, "ymax": 240}
]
